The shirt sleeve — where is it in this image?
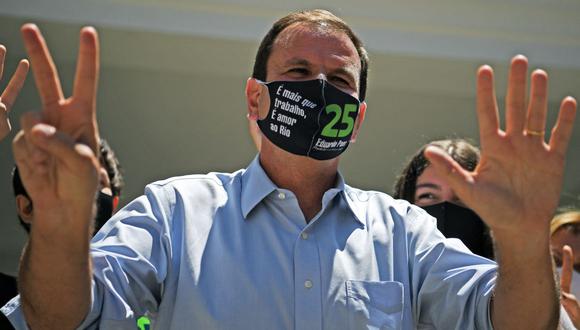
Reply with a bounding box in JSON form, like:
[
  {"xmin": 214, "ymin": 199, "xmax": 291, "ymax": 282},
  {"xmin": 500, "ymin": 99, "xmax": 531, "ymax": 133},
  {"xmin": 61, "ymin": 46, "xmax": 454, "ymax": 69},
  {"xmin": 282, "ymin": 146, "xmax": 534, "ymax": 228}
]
[
  {"xmin": 403, "ymin": 204, "xmax": 497, "ymax": 329},
  {"xmin": 1, "ymin": 182, "xmax": 176, "ymax": 330},
  {"xmin": 76, "ymin": 182, "xmax": 175, "ymax": 329}
]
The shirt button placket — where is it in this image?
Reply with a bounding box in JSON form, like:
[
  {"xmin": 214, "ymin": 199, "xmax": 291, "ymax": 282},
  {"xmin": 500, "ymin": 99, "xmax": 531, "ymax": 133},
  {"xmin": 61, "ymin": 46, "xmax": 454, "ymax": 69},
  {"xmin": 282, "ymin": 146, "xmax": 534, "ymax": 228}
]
[{"xmin": 293, "ymin": 230, "xmax": 322, "ymax": 330}]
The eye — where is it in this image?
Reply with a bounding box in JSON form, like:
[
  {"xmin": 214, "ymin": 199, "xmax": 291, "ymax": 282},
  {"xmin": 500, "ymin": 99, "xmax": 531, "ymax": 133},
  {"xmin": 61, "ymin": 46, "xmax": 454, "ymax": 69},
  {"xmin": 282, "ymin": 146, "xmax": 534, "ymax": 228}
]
[
  {"xmin": 329, "ymin": 75, "xmax": 352, "ymax": 88},
  {"xmin": 287, "ymin": 68, "xmax": 309, "ymax": 76},
  {"xmin": 416, "ymin": 192, "xmax": 437, "ymax": 201}
]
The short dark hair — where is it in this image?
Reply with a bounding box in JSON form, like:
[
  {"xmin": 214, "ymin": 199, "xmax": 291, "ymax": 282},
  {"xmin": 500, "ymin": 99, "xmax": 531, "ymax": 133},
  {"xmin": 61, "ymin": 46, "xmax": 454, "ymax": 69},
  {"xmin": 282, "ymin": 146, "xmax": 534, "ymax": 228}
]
[
  {"xmin": 393, "ymin": 139, "xmax": 480, "ymax": 202},
  {"xmin": 252, "ymin": 9, "xmax": 369, "ymax": 101},
  {"xmin": 12, "ymin": 138, "xmax": 124, "ymax": 232}
]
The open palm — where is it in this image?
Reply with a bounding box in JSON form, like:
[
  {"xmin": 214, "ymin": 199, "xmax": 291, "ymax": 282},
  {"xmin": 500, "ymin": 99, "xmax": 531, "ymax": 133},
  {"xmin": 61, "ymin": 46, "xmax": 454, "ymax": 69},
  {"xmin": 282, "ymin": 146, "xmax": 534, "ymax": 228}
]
[{"xmin": 425, "ymin": 56, "xmax": 577, "ymax": 235}]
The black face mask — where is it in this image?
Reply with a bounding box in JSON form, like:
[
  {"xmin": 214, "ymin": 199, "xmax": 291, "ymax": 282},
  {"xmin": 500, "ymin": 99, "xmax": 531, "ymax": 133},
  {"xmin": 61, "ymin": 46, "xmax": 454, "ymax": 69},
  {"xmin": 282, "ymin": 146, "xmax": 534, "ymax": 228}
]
[
  {"xmin": 94, "ymin": 191, "xmax": 114, "ymax": 235},
  {"xmin": 257, "ymin": 79, "xmax": 360, "ymax": 160},
  {"xmin": 421, "ymin": 202, "xmax": 494, "ymax": 259}
]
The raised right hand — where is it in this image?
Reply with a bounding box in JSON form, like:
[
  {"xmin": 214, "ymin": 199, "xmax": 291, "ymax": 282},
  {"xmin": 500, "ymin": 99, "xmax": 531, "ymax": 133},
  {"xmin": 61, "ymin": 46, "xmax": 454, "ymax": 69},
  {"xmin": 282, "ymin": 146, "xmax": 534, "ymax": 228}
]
[{"xmin": 13, "ymin": 24, "xmax": 101, "ymax": 225}]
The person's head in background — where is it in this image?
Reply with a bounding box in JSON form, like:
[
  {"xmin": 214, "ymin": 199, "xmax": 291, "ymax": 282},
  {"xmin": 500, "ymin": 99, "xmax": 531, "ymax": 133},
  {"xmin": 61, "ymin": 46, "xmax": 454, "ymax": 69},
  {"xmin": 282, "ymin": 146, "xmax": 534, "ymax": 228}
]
[
  {"xmin": 551, "ymin": 211, "xmax": 580, "ymax": 268},
  {"xmin": 393, "ymin": 138, "xmax": 493, "ymax": 259},
  {"xmin": 13, "ymin": 138, "xmax": 124, "ymax": 236},
  {"xmin": 393, "ymin": 138, "xmax": 480, "ymax": 205}
]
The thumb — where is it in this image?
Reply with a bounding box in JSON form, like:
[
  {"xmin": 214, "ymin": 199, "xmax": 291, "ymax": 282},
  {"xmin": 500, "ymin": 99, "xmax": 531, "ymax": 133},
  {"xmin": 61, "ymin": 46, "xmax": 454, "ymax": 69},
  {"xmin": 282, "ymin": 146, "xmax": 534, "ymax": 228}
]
[
  {"xmin": 424, "ymin": 146, "xmax": 475, "ymax": 203},
  {"xmin": 562, "ymin": 245, "xmax": 574, "ymax": 294}
]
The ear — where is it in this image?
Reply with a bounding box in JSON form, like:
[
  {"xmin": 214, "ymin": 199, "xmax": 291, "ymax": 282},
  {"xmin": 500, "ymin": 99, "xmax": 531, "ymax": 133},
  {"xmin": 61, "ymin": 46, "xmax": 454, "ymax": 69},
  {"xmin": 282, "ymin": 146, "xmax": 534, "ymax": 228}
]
[
  {"xmin": 16, "ymin": 195, "xmax": 34, "ymax": 225},
  {"xmin": 245, "ymin": 78, "xmax": 261, "ymax": 121},
  {"xmin": 350, "ymin": 101, "xmax": 367, "ymax": 142}
]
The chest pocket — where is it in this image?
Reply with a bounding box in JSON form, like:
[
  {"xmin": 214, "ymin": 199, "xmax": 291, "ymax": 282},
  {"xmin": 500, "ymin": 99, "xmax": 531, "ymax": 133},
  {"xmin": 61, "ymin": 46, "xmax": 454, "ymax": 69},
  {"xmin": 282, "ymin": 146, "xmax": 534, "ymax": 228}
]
[{"xmin": 346, "ymin": 280, "xmax": 404, "ymax": 330}]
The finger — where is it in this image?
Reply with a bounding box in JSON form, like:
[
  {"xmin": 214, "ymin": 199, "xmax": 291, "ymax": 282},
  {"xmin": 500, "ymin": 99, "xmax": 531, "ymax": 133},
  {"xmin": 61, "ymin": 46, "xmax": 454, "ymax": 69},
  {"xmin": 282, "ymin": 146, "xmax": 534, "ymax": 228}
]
[
  {"xmin": 73, "ymin": 27, "xmax": 99, "ymax": 106},
  {"xmin": 549, "ymin": 97, "xmax": 577, "ymax": 156},
  {"xmin": 12, "ymin": 129, "xmax": 51, "ymax": 186},
  {"xmin": 525, "ymin": 69, "xmax": 548, "ymax": 138},
  {"xmin": 19, "ymin": 112, "xmax": 50, "ymax": 165},
  {"xmin": 424, "ymin": 146, "xmax": 475, "ymax": 204},
  {"xmin": 0, "ymin": 45, "xmax": 5, "ymax": 80},
  {"xmin": 476, "ymin": 65, "xmax": 500, "ymax": 148},
  {"xmin": 562, "ymin": 245, "xmax": 574, "ymax": 294},
  {"xmin": 505, "ymin": 55, "xmax": 528, "ymax": 135},
  {"xmin": 0, "ymin": 103, "xmax": 10, "ymax": 141},
  {"xmin": 30, "ymin": 124, "xmax": 98, "ymax": 172},
  {"xmin": 21, "ymin": 24, "xmax": 64, "ymax": 113},
  {"xmin": 12, "ymin": 130, "xmax": 33, "ymax": 174},
  {"xmin": 20, "ymin": 111, "xmax": 43, "ymax": 133},
  {"xmin": 561, "ymin": 292, "xmax": 580, "ymax": 322},
  {"xmin": 1, "ymin": 59, "xmax": 30, "ymax": 112}
]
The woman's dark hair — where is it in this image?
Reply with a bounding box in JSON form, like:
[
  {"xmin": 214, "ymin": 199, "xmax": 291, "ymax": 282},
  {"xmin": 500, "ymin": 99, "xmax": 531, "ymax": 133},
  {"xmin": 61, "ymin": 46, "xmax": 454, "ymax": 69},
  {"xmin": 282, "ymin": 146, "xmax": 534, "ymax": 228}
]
[
  {"xmin": 252, "ymin": 9, "xmax": 369, "ymax": 101},
  {"xmin": 393, "ymin": 139, "xmax": 480, "ymax": 202}
]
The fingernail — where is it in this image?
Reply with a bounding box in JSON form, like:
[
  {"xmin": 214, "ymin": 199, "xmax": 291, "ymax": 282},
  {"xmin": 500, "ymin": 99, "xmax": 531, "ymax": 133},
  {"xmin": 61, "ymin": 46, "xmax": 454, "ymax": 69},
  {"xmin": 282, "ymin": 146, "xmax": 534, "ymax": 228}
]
[{"xmin": 34, "ymin": 124, "xmax": 56, "ymax": 137}]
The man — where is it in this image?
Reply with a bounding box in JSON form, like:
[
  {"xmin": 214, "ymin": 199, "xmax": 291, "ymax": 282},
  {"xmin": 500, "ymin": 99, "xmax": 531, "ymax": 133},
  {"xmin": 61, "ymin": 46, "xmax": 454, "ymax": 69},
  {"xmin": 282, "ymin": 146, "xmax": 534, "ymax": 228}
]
[{"xmin": 2, "ymin": 9, "xmax": 578, "ymax": 329}]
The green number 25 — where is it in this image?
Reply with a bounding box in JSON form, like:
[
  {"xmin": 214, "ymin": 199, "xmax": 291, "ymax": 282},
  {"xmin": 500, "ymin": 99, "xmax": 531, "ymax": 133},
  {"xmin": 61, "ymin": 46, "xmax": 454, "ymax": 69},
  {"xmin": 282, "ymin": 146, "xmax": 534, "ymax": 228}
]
[{"xmin": 321, "ymin": 104, "xmax": 358, "ymax": 138}]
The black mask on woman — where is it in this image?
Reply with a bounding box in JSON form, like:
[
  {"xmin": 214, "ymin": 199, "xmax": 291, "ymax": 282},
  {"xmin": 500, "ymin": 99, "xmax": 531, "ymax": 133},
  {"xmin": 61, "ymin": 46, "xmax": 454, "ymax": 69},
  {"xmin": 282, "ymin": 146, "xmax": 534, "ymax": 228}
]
[
  {"xmin": 94, "ymin": 191, "xmax": 114, "ymax": 235},
  {"xmin": 421, "ymin": 202, "xmax": 494, "ymax": 259}
]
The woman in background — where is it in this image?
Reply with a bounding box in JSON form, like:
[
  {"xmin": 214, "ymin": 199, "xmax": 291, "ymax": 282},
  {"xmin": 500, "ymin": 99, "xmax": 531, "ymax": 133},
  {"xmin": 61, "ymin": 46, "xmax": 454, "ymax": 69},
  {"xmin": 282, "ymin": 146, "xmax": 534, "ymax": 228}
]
[{"xmin": 393, "ymin": 138, "xmax": 494, "ymax": 259}]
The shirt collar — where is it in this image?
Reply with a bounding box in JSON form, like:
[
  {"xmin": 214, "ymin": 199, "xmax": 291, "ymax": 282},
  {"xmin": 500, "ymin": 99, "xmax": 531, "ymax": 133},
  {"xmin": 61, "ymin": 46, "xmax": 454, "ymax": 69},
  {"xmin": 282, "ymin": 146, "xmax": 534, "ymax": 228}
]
[
  {"xmin": 341, "ymin": 184, "xmax": 367, "ymax": 227},
  {"xmin": 241, "ymin": 155, "xmax": 277, "ymax": 219},
  {"xmin": 241, "ymin": 155, "xmax": 366, "ymax": 227}
]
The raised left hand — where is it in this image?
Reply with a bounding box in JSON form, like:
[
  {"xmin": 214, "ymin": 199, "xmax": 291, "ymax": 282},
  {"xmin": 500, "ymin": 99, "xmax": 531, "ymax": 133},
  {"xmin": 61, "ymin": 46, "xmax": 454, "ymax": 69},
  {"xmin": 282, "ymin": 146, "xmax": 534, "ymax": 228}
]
[{"xmin": 425, "ymin": 55, "xmax": 577, "ymax": 237}]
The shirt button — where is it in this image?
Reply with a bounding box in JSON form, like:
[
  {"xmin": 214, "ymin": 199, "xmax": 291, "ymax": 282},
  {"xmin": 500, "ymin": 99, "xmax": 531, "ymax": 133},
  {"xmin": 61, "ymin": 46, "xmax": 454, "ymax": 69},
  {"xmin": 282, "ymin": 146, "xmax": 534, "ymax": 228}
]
[
  {"xmin": 300, "ymin": 232, "xmax": 308, "ymax": 240},
  {"xmin": 304, "ymin": 280, "xmax": 313, "ymax": 289},
  {"xmin": 278, "ymin": 192, "xmax": 286, "ymax": 200}
]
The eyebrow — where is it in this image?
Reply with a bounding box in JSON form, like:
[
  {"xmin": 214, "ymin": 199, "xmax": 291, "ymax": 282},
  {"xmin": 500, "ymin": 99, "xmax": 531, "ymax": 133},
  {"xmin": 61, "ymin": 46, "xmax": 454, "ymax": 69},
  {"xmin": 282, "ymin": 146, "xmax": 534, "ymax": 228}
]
[
  {"xmin": 415, "ymin": 183, "xmax": 441, "ymax": 190},
  {"xmin": 283, "ymin": 58, "xmax": 358, "ymax": 81},
  {"xmin": 284, "ymin": 58, "xmax": 311, "ymax": 67}
]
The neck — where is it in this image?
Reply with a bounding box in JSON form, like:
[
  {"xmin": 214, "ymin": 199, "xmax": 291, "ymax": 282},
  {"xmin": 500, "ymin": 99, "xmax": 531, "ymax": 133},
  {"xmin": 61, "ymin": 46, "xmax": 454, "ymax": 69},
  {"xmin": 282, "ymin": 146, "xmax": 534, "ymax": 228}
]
[{"xmin": 259, "ymin": 141, "xmax": 339, "ymax": 221}]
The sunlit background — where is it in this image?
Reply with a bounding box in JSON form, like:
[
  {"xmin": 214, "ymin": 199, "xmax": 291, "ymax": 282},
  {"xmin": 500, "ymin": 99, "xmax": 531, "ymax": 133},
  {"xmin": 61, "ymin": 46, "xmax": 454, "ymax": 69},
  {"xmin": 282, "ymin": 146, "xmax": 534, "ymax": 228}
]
[{"xmin": 1, "ymin": 0, "xmax": 579, "ymax": 273}]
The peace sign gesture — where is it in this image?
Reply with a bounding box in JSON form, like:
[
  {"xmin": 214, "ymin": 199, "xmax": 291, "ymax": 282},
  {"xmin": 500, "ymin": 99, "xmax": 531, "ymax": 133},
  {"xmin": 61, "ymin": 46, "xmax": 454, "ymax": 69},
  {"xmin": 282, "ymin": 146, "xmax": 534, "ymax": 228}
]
[
  {"xmin": 12, "ymin": 24, "xmax": 102, "ymax": 221},
  {"xmin": 21, "ymin": 24, "xmax": 100, "ymax": 153},
  {"xmin": 0, "ymin": 45, "xmax": 29, "ymax": 142}
]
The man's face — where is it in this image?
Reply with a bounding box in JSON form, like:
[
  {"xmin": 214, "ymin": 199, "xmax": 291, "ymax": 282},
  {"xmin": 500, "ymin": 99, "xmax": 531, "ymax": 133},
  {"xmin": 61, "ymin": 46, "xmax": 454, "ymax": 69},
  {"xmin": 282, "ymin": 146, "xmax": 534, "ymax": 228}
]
[{"xmin": 259, "ymin": 23, "xmax": 362, "ymax": 119}]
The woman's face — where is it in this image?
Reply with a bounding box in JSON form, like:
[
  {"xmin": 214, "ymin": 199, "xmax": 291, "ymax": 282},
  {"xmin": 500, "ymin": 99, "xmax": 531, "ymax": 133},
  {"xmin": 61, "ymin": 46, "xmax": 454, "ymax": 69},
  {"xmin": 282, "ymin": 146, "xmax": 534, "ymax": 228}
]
[
  {"xmin": 551, "ymin": 225, "xmax": 580, "ymax": 267},
  {"xmin": 414, "ymin": 165, "xmax": 461, "ymax": 207}
]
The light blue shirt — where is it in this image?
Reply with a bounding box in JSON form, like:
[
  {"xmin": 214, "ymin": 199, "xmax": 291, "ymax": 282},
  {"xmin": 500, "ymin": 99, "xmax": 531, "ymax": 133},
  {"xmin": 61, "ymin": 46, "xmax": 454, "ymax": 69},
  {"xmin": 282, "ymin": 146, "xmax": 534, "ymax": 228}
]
[{"xmin": 2, "ymin": 156, "xmax": 497, "ymax": 329}]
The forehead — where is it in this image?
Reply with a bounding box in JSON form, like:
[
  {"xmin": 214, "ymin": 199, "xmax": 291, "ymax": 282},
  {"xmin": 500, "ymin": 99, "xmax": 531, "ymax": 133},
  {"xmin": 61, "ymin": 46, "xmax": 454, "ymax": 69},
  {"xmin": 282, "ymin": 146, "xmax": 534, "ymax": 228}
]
[
  {"xmin": 417, "ymin": 166, "xmax": 446, "ymax": 186},
  {"xmin": 267, "ymin": 23, "xmax": 361, "ymax": 78}
]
